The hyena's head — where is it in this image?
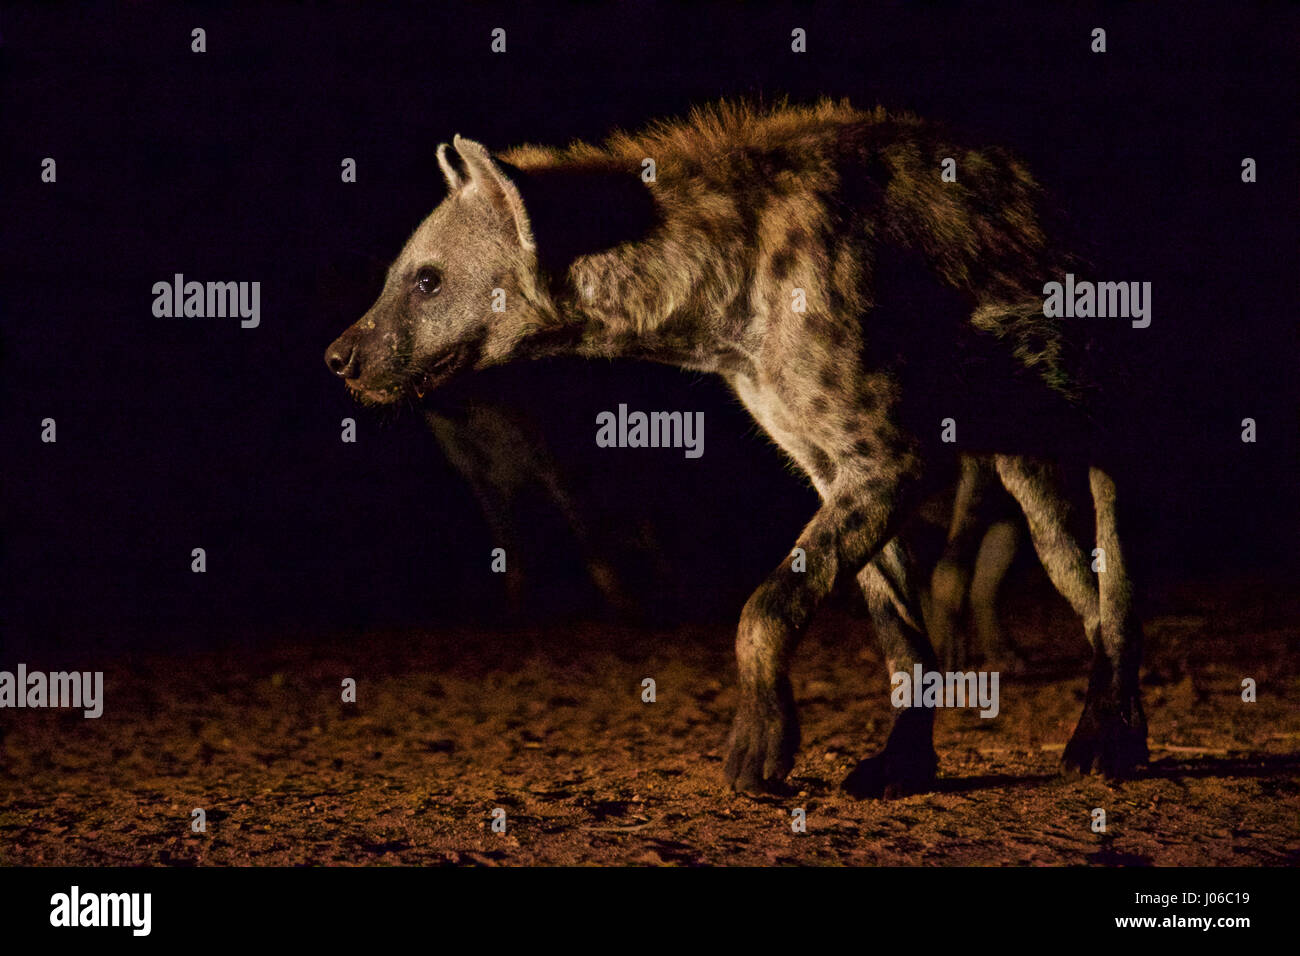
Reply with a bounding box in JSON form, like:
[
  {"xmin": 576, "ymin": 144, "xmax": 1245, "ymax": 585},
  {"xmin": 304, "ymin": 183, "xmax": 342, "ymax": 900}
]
[{"xmin": 325, "ymin": 136, "xmax": 549, "ymax": 404}]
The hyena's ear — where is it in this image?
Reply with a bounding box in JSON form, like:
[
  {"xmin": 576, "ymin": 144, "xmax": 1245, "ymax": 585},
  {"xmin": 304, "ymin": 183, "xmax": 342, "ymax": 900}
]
[
  {"xmin": 436, "ymin": 143, "xmax": 463, "ymax": 192},
  {"xmin": 452, "ymin": 134, "xmax": 535, "ymax": 251}
]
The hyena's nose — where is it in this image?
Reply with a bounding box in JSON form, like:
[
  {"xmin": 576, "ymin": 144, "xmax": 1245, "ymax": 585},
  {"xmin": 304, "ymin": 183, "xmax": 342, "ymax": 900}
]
[{"xmin": 325, "ymin": 340, "xmax": 359, "ymax": 379}]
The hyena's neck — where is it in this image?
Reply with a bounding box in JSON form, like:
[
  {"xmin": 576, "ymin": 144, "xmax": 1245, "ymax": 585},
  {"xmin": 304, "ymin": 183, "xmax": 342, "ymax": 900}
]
[
  {"xmin": 505, "ymin": 156, "xmax": 755, "ymax": 374},
  {"xmin": 545, "ymin": 212, "xmax": 753, "ymax": 374}
]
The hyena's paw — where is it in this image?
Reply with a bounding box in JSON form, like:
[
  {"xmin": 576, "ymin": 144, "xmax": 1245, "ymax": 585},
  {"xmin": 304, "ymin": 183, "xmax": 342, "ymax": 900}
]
[
  {"xmin": 841, "ymin": 747, "xmax": 939, "ymax": 800},
  {"xmin": 841, "ymin": 708, "xmax": 938, "ymax": 799},
  {"xmin": 1061, "ymin": 699, "xmax": 1149, "ymax": 780},
  {"xmin": 723, "ymin": 684, "xmax": 799, "ymax": 795}
]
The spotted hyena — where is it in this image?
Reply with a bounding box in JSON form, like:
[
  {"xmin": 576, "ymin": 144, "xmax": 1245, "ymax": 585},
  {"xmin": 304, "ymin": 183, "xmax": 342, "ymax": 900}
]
[
  {"xmin": 325, "ymin": 100, "xmax": 1147, "ymax": 797},
  {"xmin": 422, "ymin": 398, "xmax": 638, "ymax": 616}
]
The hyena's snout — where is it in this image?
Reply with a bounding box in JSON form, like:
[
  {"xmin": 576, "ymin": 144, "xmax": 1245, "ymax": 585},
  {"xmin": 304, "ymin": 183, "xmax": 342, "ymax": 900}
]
[
  {"xmin": 326, "ymin": 318, "xmax": 384, "ymax": 386},
  {"xmin": 325, "ymin": 317, "xmax": 417, "ymax": 404},
  {"xmin": 325, "ymin": 322, "xmax": 400, "ymax": 403},
  {"xmin": 324, "ymin": 331, "xmax": 361, "ymax": 380}
]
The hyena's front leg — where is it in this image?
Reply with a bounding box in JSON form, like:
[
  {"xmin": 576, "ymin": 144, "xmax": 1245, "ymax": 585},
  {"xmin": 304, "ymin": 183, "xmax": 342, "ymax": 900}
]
[
  {"xmin": 724, "ymin": 470, "xmax": 919, "ymax": 794},
  {"xmin": 843, "ymin": 535, "xmax": 940, "ymax": 799}
]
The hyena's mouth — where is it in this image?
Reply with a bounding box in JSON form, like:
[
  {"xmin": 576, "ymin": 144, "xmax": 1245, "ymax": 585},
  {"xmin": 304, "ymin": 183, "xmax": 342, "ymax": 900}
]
[
  {"xmin": 412, "ymin": 347, "xmax": 464, "ymax": 398},
  {"xmin": 343, "ymin": 348, "xmax": 465, "ymax": 405},
  {"xmin": 346, "ymin": 380, "xmax": 405, "ymax": 406}
]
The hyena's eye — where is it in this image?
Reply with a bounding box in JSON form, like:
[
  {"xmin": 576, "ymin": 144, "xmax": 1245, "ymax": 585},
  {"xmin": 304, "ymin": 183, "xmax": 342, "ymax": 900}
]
[{"xmin": 415, "ymin": 267, "xmax": 442, "ymax": 296}]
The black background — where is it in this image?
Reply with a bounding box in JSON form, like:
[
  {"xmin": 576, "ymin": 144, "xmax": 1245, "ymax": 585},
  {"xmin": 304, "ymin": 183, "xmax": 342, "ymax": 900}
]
[
  {"xmin": 2, "ymin": 1, "xmax": 1296, "ymax": 657},
  {"xmin": 3, "ymin": 864, "xmax": 1287, "ymax": 942}
]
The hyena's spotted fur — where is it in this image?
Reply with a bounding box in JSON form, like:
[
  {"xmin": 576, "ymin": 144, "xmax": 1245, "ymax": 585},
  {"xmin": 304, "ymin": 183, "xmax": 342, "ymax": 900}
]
[{"xmin": 326, "ymin": 98, "xmax": 1148, "ymax": 798}]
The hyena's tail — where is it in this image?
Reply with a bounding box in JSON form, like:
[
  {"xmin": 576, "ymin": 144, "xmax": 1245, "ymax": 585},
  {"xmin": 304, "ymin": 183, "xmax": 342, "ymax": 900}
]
[{"xmin": 970, "ymin": 298, "xmax": 1091, "ymax": 409}]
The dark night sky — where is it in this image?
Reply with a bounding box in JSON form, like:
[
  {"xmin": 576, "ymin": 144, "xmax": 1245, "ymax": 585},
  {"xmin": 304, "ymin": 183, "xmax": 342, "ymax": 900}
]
[{"xmin": 2, "ymin": 2, "xmax": 1296, "ymax": 654}]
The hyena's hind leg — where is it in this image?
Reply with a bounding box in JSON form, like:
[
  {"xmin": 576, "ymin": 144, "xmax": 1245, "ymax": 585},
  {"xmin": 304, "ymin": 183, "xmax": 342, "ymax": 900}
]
[
  {"xmin": 843, "ymin": 535, "xmax": 940, "ymax": 799},
  {"xmin": 1076, "ymin": 465, "xmax": 1148, "ymax": 775},
  {"xmin": 994, "ymin": 456, "xmax": 1148, "ymax": 778}
]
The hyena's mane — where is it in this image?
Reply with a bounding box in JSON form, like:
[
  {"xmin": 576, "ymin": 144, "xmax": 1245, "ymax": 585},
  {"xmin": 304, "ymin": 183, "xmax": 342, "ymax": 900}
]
[
  {"xmin": 502, "ymin": 98, "xmax": 1093, "ymax": 409},
  {"xmin": 502, "ymin": 97, "xmax": 883, "ymax": 175}
]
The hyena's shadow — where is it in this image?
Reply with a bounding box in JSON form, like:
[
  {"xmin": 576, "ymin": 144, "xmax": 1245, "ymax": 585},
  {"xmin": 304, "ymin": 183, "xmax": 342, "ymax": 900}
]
[
  {"xmin": 1139, "ymin": 752, "xmax": 1300, "ymax": 784},
  {"xmin": 887, "ymin": 753, "xmax": 1300, "ymax": 798}
]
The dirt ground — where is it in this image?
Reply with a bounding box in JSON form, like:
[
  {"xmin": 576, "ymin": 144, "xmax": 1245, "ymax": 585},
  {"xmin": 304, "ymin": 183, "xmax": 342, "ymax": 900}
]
[{"xmin": 2, "ymin": 574, "xmax": 1297, "ymax": 866}]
